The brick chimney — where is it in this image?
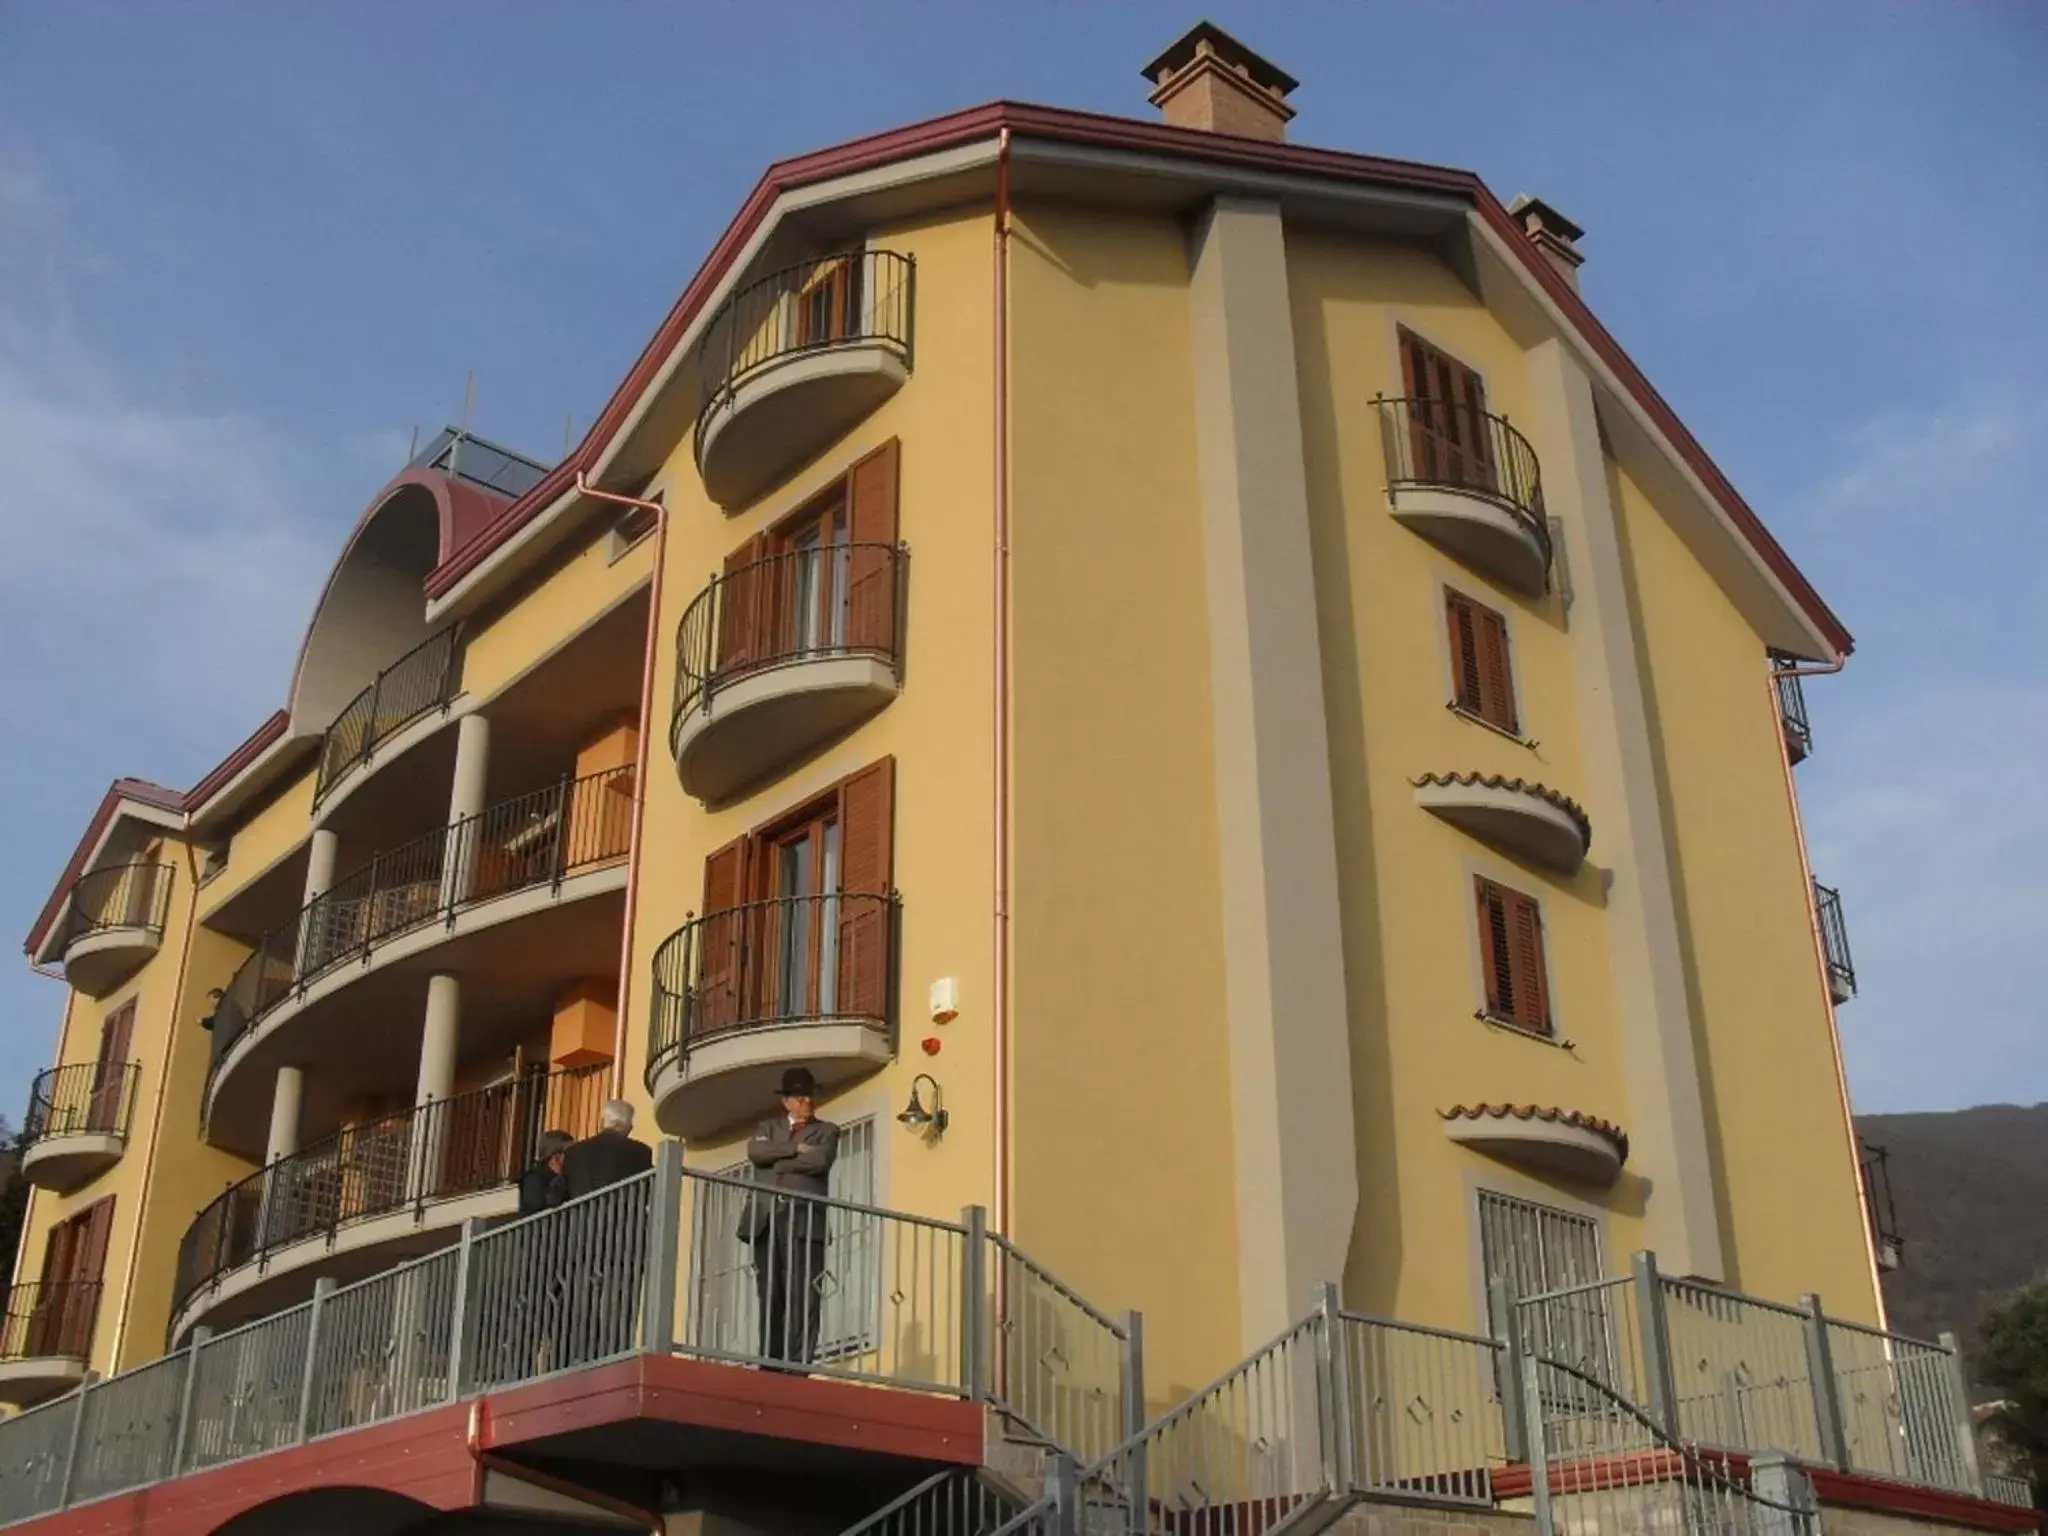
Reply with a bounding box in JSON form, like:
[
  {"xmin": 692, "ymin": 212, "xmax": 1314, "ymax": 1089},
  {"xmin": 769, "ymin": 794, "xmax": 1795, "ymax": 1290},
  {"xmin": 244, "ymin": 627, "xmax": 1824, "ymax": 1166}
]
[
  {"xmin": 1143, "ymin": 21, "xmax": 1298, "ymax": 143},
  {"xmin": 1508, "ymin": 195, "xmax": 1586, "ymax": 288}
]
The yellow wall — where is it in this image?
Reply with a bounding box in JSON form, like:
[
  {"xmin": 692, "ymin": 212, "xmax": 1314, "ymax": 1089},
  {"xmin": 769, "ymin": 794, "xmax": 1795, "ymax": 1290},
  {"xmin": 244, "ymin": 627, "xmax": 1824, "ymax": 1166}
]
[
  {"xmin": 626, "ymin": 208, "xmax": 999, "ymax": 1241},
  {"xmin": 459, "ymin": 518, "xmax": 653, "ymax": 704},
  {"xmin": 196, "ymin": 763, "xmax": 316, "ymax": 925},
  {"xmin": 1610, "ymin": 458, "xmax": 1879, "ymax": 1322}
]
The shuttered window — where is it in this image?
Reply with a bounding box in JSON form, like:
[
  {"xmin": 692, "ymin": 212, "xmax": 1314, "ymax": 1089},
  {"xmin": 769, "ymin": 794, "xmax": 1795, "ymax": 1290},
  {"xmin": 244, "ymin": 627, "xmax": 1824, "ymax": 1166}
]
[
  {"xmin": 1446, "ymin": 589, "xmax": 1518, "ymax": 734},
  {"xmin": 1475, "ymin": 877, "xmax": 1551, "ymax": 1036},
  {"xmin": 89, "ymin": 1000, "xmax": 136, "ymax": 1132},
  {"xmin": 1399, "ymin": 329, "xmax": 1496, "ymax": 493}
]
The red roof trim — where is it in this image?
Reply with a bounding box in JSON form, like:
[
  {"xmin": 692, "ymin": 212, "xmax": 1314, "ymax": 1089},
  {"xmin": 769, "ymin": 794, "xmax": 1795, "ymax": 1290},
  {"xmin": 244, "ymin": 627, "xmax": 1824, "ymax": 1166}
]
[
  {"xmin": 181, "ymin": 708, "xmax": 290, "ymax": 811},
  {"xmin": 418, "ymin": 100, "xmax": 1849, "ymax": 656}
]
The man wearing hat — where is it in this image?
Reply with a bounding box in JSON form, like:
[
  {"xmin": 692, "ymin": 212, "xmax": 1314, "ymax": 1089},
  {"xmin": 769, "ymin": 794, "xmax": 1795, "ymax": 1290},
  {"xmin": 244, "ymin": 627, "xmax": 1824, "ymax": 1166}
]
[{"xmin": 742, "ymin": 1066, "xmax": 841, "ymax": 1367}]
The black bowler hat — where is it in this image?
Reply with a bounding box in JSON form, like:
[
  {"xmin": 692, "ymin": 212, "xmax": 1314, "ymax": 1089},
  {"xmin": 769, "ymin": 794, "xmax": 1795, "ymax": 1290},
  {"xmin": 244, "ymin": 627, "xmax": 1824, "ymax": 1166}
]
[{"xmin": 778, "ymin": 1067, "xmax": 818, "ymax": 1098}]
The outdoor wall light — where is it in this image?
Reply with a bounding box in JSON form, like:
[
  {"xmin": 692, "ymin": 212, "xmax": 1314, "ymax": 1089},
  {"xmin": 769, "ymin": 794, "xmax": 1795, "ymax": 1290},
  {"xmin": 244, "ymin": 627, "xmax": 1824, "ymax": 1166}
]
[{"xmin": 897, "ymin": 1073, "xmax": 949, "ymax": 1136}]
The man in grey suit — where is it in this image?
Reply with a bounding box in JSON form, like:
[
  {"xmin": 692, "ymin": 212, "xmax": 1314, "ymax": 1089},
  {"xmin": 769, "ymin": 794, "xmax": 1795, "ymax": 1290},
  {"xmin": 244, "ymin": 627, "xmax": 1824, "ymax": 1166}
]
[{"xmin": 743, "ymin": 1067, "xmax": 840, "ymax": 1367}]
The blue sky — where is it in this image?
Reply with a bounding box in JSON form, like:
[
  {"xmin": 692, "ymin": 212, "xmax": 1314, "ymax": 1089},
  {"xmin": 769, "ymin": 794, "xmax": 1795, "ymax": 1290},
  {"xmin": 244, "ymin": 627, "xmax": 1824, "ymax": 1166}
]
[{"xmin": 0, "ymin": 3, "xmax": 2041, "ymax": 1120}]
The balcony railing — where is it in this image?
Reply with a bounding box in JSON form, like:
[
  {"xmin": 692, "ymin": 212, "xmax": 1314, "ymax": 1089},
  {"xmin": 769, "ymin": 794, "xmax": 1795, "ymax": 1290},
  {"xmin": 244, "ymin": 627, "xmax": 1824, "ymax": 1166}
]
[
  {"xmin": 207, "ymin": 764, "xmax": 635, "ymax": 1091},
  {"xmin": 1773, "ymin": 655, "xmax": 1813, "ymax": 764},
  {"xmin": 694, "ymin": 250, "xmax": 915, "ymax": 452},
  {"xmin": 62, "ymin": 860, "xmax": 174, "ymax": 948},
  {"xmin": 647, "ymin": 892, "xmax": 897, "ymax": 1083},
  {"xmin": 1377, "ymin": 394, "xmax": 1550, "ymax": 567},
  {"xmin": 173, "ymin": 1062, "xmax": 608, "ymax": 1321},
  {"xmin": 24, "ymin": 1061, "xmax": 140, "ymax": 1147},
  {"xmin": 673, "ymin": 542, "xmax": 907, "ymax": 726},
  {"xmin": 1860, "ymin": 1140, "xmax": 1903, "ymax": 1271},
  {"xmin": 1814, "ymin": 879, "xmax": 1857, "ymax": 1003},
  {"xmin": 0, "ymin": 1281, "xmax": 101, "ymax": 1365},
  {"xmin": 314, "ymin": 626, "xmax": 462, "ymax": 802}
]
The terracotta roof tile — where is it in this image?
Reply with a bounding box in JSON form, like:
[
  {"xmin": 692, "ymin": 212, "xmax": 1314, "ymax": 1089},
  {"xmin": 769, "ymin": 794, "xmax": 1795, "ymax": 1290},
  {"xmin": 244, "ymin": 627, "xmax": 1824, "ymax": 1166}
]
[
  {"xmin": 1440, "ymin": 1102, "xmax": 1630, "ymax": 1163},
  {"xmin": 1410, "ymin": 770, "xmax": 1593, "ymax": 850}
]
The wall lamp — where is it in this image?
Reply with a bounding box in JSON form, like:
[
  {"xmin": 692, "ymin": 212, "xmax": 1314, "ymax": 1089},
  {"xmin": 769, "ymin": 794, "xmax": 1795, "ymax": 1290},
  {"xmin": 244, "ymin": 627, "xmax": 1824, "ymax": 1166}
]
[{"xmin": 897, "ymin": 1073, "xmax": 949, "ymax": 1136}]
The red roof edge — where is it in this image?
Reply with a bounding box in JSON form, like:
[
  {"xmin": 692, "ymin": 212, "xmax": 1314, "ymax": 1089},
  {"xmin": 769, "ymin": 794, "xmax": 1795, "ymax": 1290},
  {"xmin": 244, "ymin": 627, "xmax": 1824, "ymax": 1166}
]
[{"xmin": 181, "ymin": 709, "xmax": 290, "ymax": 813}]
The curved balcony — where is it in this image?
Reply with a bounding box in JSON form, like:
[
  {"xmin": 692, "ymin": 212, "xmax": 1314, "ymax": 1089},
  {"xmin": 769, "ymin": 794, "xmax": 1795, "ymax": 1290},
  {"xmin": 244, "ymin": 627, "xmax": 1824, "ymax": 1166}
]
[
  {"xmin": 313, "ymin": 625, "xmax": 462, "ymax": 812},
  {"xmin": 172, "ymin": 1063, "xmax": 605, "ymax": 1342},
  {"xmin": 60, "ymin": 860, "xmax": 174, "ymax": 998},
  {"xmin": 647, "ymin": 893, "xmax": 897, "ymax": 1138},
  {"xmin": 205, "ymin": 765, "xmax": 634, "ymax": 1129},
  {"xmin": 1412, "ymin": 771, "xmax": 1591, "ymax": 874},
  {"xmin": 694, "ymin": 250, "xmax": 914, "ymax": 509},
  {"xmin": 671, "ymin": 543, "xmax": 906, "ymax": 802},
  {"xmin": 1376, "ymin": 396, "xmax": 1551, "ymax": 595},
  {"xmin": 19, "ymin": 1062, "xmax": 139, "ymax": 1193},
  {"xmin": 0, "ymin": 1281, "xmax": 101, "ymax": 1406}
]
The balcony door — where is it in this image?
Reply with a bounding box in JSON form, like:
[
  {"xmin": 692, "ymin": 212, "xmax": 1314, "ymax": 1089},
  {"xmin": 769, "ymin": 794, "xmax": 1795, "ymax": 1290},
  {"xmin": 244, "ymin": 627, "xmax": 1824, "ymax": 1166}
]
[
  {"xmin": 1399, "ymin": 328, "xmax": 1497, "ymax": 494},
  {"xmin": 86, "ymin": 1001, "xmax": 135, "ymax": 1135},
  {"xmin": 30, "ymin": 1198, "xmax": 112, "ymax": 1358}
]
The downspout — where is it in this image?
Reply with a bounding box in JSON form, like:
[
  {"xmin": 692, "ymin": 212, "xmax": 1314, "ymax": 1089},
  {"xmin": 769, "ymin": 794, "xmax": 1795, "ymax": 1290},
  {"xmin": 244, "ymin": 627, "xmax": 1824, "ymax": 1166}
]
[
  {"xmin": 1768, "ymin": 653, "xmax": 1887, "ymax": 1324},
  {"xmin": 991, "ymin": 128, "xmax": 1014, "ymax": 1239},
  {"xmin": 575, "ymin": 473, "xmax": 670, "ymax": 1102},
  {"xmin": 106, "ymin": 844, "xmax": 202, "ymax": 1367}
]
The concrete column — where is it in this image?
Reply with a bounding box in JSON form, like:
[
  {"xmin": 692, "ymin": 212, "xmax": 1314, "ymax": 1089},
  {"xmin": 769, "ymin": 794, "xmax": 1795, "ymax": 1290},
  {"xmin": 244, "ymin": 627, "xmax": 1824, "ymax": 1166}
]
[
  {"xmin": 1186, "ymin": 195, "xmax": 1358, "ymax": 1349},
  {"xmin": 1525, "ymin": 337, "xmax": 1725, "ymax": 1281},
  {"xmin": 265, "ymin": 1066, "xmax": 304, "ymax": 1163},
  {"xmin": 301, "ymin": 829, "xmax": 339, "ymax": 904},
  {"xmin": 416, "ymin": 974, "xmax": 460, "ymax": 1106},
  {"xmin": 447, "ymin": 713, "xmax": 491, "ymax": 824}
]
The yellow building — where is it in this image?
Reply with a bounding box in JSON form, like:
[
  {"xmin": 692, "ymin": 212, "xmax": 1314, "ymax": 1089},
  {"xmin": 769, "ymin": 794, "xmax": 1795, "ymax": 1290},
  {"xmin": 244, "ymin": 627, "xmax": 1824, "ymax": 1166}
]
[{"xmin": 7, "ymin": 21, "xmax": 1885, "ymax": 1506}]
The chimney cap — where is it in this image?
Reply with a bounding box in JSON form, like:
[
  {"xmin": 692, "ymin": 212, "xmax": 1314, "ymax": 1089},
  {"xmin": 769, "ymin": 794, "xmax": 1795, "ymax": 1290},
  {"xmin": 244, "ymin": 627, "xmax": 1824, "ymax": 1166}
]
[
  {"xmin": 1142, "ymin": 20, "xmax": 1299, "ymax": 96},
  {"xmin": 1508, "ymin": 194, "xmax": 1585, "ymax": 246}
]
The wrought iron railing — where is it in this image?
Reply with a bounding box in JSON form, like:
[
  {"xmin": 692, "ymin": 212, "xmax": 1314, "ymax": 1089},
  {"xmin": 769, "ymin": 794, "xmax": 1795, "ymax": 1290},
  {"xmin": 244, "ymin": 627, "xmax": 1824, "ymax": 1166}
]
[
  {"xmin": 314, "ymin": 626, "xmax": 462, "ymax": 801},
  {"xmin": 62, "ymin": 860, "xmax": 174, "ymax": 948},
  {"xmin": 1861, "ymin": 1140, "xmax": 1903, "ymax": 1271},
  {"xmin": 173, "ymin": 1062, "xmax": 608, "ymax": 1319},
  {"xmin": 1986, "ymin": 1472, "xmax": 2037, "ymax": 1509},
  {"xmin": 1814, "ymin": 879, "xmax": 1857, "ymax": 1002},
  {"xmin": 839, "ymin": 1469, "xmax": 1024, "ymax": 1536},
  {"xmin": 1773, "ymin": 654, "xmax": 1814, "ymax": 764},
  {"xmin": 1375, "ymin": 394, "xmax": 1551, "ymax": 574},
  {"xmin": 694, "ymin": 249, "xmax": 915, "ymax": 449},
  {"xmin": 672, "ymin": 542, "xmax": 906, "ymax": 725},
  {"xmin": 0, "ymin": 1280, "xmax": 102, "ymax": 1365},
  {"xmin": 647, "ymin": 892, "xmax": 897, "ymax": 1086},
  {"xmin": 24, "ymin": 1060, "xmax": 140, "ymax": 1146},
  {"xmin": 207, "ymin": 764, "xmax": 634, "ymax": 1088}
]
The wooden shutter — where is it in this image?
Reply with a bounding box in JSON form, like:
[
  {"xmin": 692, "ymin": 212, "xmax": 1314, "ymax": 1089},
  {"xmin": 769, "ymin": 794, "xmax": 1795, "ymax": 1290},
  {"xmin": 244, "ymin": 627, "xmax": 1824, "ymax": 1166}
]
[
  {"xmin": 716, "ymin": 534, "xmax": 768, "ymax": 677},
  {"xmin": 846, "ymin": 439, "xmax": 900, "ymax": 656},
  {"xmin": 89, "ymin": 1001, "xmax": 136, "ymax": 1132},
  {"xmin": 836, "ymin": 758, "xmax": 896, "ymax": 1019},
  {"xmin": 1476, "ymin": 877, "xmax": 1550, "ymax": 1035},
  {"xmin": 698, "ymin": 836, "xmax": 751, "ymax": 1034},
  {"xmin": 1400, "ymin": 329, "xmax": 1495, "ymax": 492},
  {"xmin": 75, "ymin": 1199, "xmax": 114, "ymax": 1283},
  {"xmin": 1446, "ymin": 592, "xmax": 1519, "ymax": 735},
  {"xmin": 1476, "ymin": 878, "xmax": 1513, "ymax": 1022}
]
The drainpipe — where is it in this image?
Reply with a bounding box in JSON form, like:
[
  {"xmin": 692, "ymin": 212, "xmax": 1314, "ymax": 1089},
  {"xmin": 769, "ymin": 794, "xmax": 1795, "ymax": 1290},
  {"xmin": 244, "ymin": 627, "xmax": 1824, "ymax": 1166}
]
[
  {"xmin": 991, "ymin": 127, "xmax": 1014, "ymax": 1239},
  {"xmin": 1768, "ymin": 651, "xmax": 1887, "ymax": 1324},
  {"xmin": 575, "ymin": 472, "xmax": 670, "ymax": 1102}
]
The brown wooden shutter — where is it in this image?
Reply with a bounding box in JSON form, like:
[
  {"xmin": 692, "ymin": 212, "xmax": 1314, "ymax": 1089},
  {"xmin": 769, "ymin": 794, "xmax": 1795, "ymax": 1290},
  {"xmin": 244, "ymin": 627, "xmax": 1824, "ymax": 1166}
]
[
  {"xmin": 1399, "ymin": 329, "xmax": 1495, "ymax": 492},
  {"xmin": 1507, "ymin": 890, "xmax": 1551, "ymax": 1035},
  {"xmin": 716, "ymin": 534, "xmax": 768, "ymax": 677},
  {"xmin": 1447, "ymin": 591, "xmax": 1484, "ymax": 715},
  {"xmin": 698, "ymin": 836, "xmax": 751, "ymax": 1034},
  {"xmin": 1476, "ymin": 878, "xmax": 1513, "ymax": 1021},
  {"xmin": 90, "ymin": 1001, "xmax": 136, "ymax": 1132},
  {"xmin": 846, "ymin": 438, "xmax": 900, "ymax": 657},
  {"xmin": 836, "ymin": 757, "xmax": 896, "ymax": 1019},
  {"xmin": 1476, "ymin": 605, "xmax": 1517, "ymax": 733}
]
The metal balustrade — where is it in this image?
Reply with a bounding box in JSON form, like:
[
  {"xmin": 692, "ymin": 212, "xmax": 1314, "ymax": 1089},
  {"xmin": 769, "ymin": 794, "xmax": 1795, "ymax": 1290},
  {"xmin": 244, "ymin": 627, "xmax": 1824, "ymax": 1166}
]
[
  {"xmin": 1375, "ymin": 394, "xmax": 1551, "ymax": 572},
  {"xmin": 1339, "ymin": 1310, "xmax": 1506, "ymax": 1506},
  {"xmin": 61, "ymin": 860, "xmax": 174, "ymax": 947},
  {"xmin": 989, "ymin": 1235, "xmax": 1140, "ymax": 1466},
  {"xmin": 1986, "ymin": 1472, "xmax": 2037, "ymax": 1509},
  {"xmin": 0, "ymin": 1281, "xmax": 101, "ymax": 1365},
  {"xmin": 314, "ymin": 625, "xmax": 462, "ymax": 801},
  {"xmin": 23, "ymin": 1061, "xmax": 140, "ymax": 1146},
  {"xmin": 839, "ymin": 1469, "xmax": 1023, "ymax": 1536},
  {"xmin": 206, "ymin": 764, "xmax": 634, "ymax": 1092},
  {"xmin": 1814, "ymin": 879, "xmax": 1858, "ymax": 1003},
  {"xmin": 173, "ymin": 1062, "xmax": 607, "ymax": 1319},
  {"xmin": 1828, "ymin": 1316, "xmax": 1976, "ymax": 1494},
  {"xmin": 1774, "ymin": 655, "xmax": 1814, "ymax": 763}
]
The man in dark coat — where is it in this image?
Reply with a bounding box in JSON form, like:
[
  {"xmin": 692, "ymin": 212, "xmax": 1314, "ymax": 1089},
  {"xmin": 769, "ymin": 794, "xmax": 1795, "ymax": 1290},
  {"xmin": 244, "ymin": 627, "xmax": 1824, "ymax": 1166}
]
[
  {"xmin": 562, "ymin": 1099, "xmax": 653, "ymax": 1198},
  {"xmin": 742, "ymin": 1067, "xmax": 840, "ymax": 1367},
  {"xmin": 517, "ymin": 1129, "xmax": 574, "ymax": 1217}
]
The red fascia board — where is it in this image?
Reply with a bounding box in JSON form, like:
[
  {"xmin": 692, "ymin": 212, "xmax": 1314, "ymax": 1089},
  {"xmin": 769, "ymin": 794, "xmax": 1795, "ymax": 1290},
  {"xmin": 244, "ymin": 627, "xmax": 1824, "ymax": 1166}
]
[
  {"xmin": 180, "ymin": 708, "xmax": 290, "ymax": 812},
  {"xmin": 419, "ymin": 101, "xmax": 1849, "ymax": 657},
  {"xmin": 1807, "ymin": 1467, "xmax": 2046, "ymax": 1533}
]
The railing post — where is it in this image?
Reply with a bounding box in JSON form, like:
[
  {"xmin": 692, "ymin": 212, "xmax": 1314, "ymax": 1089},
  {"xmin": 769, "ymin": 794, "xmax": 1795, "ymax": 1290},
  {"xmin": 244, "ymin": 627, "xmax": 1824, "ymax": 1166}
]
[
  {"xmin": 1121, "ymin": 1308, "xmax": 1147, "ymax": 1532},
  {"xmin": 958, "ymin": 1205, "xmax": 990, "ymax": 1402},
  {"xmin": 1799, "ymin": 1293, "xmax": 1851, "ymax": 1471},
  {"xmin": 1631, "ymin": 1251, "xmax": 1681, "ymax": 1439},
  {"xmin": 1492, "ymin": 1275, "xmax": 1530, "ymax": 1465},
  {"xmin": 1043, "ymin": 1449, "xmax": 1080, "ymax": 1536},
  {"xmin": 1751, "ymin": 1452, "xmax": 1818, "ymax": 1535},
  {"xmin": 446, "ymin": 1217, "xmax": 483, "ymax": 1397},
  {"xmin": 1314, "ymin": 1280, "xmax": 1355, "ymax": 1496},
  {"xmin": 1938, "ymin": 1330, "xmax": 1985, "ymax": 1494},
  {"xmin": 551, "ymin": 773, "xmax": 572, "ymax": 892},
  {"xmin": 362, "ymin": 671, "xmax": 382, "ymax": 769},
  {"xmin": 643, "ymin": 1140, "xmax": 683, "ymax": 1357},
  {"xmin": 1520, "ymin": 1348, "xmax": 1556, "ymax": 1536},
  {"xmin": 170, "ymin": 1325, "xmax": 212, "ymax": 1475},
  {"xmin": 56, "ymin": 1373, "xmax": 94, "ymax": 1510},
  {"xmin": 295, "ymin": 1278, "xmax": 336, "ymax": 1444}
]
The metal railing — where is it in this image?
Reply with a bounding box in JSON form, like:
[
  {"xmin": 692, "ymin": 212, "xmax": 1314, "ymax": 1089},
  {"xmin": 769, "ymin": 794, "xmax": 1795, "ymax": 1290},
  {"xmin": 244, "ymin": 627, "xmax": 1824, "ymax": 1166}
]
[
  {"xmin": 412, "ymin": 426, "xmax": 553, "ymax": 501},
  {"xmin": 672, "ymin": 541, "xmax": 906, "ymax": 723},
  {"xmin": 62, "ymin": 859, "xmax": 174, "ymax": 948},
  {"xmin": 1339, "ymin": 1310, "xmax": 1506, "ymax": 1505},
  {"xmin": 1860, "ymin": 1140, "xmax": 1904, "ymax": 1272},
  {"xmin": 647, "ymin": 892, "xmax": 897, "ymax": 1086},
  {"xmin": 0, "ymin": 1281, "xmax": 102, "ymax": 1364},
  {"xmin": 207, "ymin": 764, "xmax": 634, "ymax": 1087},
  {"xmin": 695, "ymin": 249, "xmax": 915, "ymax": 449},
  {"xmin": 1814, "ymin": 879, "xmax": 1857, "ymax": 1003},
  {"xmin": 1828, "ymin": 1316, "xmax": 1977, "ymax": 1494},
  {"xmin": 1375, "ymin": 394, "xmax": 1551, "ymax": 575},
  {"xmin": 1662, "ymin": 1277, "xmax": 1828, "ymax": 1463},
  {"xmin": 1986, "ymin": 1472, "xmax": 2037, "ymax": 1509},
  {"xmin": 989, "ymin": 1236, "xmax": 1140, "ymax": 1465},
  {"xmin": 23, "ymin": 1060, "xmax": 140, "ymax": 1146},
  {"xmin": 314, "ymin": 625, "xmax": 462, "ymax": 801},
  {"xmin": 1773, "ymin": 655, "xmax": 1814, "ymax": 764},
  {"xmin": 840, "ymin": 1469, "xmax": 1024, "ymax": 1536},
  {"xmin": 173, "ymin": 1063, "xmax": 608, "ymax": 1319}
]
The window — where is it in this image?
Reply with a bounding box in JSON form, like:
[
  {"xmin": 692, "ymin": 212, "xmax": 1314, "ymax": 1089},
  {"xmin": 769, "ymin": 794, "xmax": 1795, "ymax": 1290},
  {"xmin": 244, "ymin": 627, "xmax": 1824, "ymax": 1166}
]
[
  {"xmin": 1399, "ymin": 328, "xmax": 1496, "ymax": 494},
  {"xmin": 1475, "ymin": 877, "xmax": 1551, "ymax": 1037},
  {"xmin": 792, "ymin": 254, "xmax": 860, "ymax": 348},
  {"xmin": 1446, "ymin": 589, "xmax": 1518, "ymax": 734},
  {"xmin": 31, "ymin": 1198, "xmax": 113, "ymax": 1358},
  {"xmin": 1478, "ymin": 1190, "xmax": 1611, "ymax": 1385},
  {"xmin": 607, "ymin": 492, "xmax": 660, "ymax": 561},
  {"xmin": 714, "ymin": 440, "xmax": 900, "ymax": 680},
  {"xmin": 698, "ymin": 757, "xmax": 896, "ymax": 1033},
  {"xmin": 88, "ymin": 999, "xmax": 136, "ymax": 1133}
]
